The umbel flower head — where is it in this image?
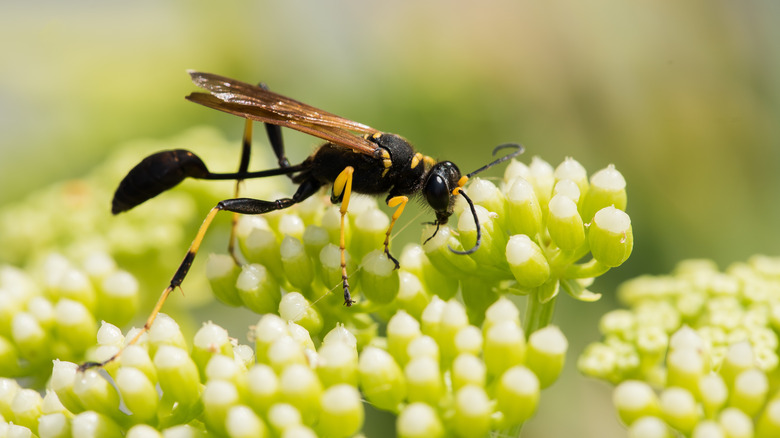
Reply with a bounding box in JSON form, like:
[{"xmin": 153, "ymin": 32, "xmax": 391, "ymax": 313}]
[
  {"xmin": 579, "ymin": 255, "xmax": 780, "ymax": 437},
  {"xmin": 0, "ymin": 128, "xmax": 633, "ymax": 436}
]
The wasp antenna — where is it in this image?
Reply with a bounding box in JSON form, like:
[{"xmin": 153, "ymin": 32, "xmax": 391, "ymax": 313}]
[
  {"xmin": 466, "ymin": 143, "xmax": 524, "ymax": 178},
  {"xmin": 423, "ymin": 222, "xmax": 442, "ymax": 245},
  {"xmin": 448, "ymin": 190, "xmax": 481, "ymax": 255}
]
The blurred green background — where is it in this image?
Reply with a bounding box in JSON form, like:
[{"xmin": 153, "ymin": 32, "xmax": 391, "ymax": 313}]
[{"xmin": 2, "ymin": 0, "xmax": 779, "ymax": 436}]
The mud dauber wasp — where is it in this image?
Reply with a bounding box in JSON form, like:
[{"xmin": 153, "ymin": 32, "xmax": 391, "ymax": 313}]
[{"xmin": 81, "ymin": 71, "xmax": 522, "ymax": 371}]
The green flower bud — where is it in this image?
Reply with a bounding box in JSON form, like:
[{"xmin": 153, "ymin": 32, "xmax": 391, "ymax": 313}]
[
  {"xmin": 423, "ymin": 225, "xmax": 478, "ymax": 275},
  {"xmin": 547, "ymin": 194, "xmax": 585, "ymax": 251},
  {"xmin": 456, "ymin": 205, "xmax": 507, "ymax": 270},
  {"xmin": 148, "ymin": 313, "xmax": 188, "ymax": 355},
  {"xmin": 266, "ymin": 336, "xmax": 308, "ymax": 373},
  {"xmin": 468, "ymin": 178, "xmax": 506, "ymax": 221},
  {"xmin": 581, "ymin": 164, "xmax": 627, "ymax": 223},
  {"xmin": 451, "ymin": 353, "xmax": 486, "ymax": 391},
  {"xmin": 206, "ymin": 253, "xmax": 243, "ymax": 307},
  {"xmin": 316, "ymin": 384, "xmax": 364, "ymax": 438},
  {"xmin": 321, "ymin": 206, "xmax": 350, "ymax": 248},
  {"xmin": 302, "ymin": 225, "xmax": 329, "ymax": 261},
  {"xmin": 205, "ymin": 355, "xmax": 248, "ymax": 395},
  {"xmin": 191, "ymin": 321, "xmax": 233, "ymax": 377},
  {"xmin": 56, "ymin": 267, "xmax": 96, "ymax": 312},
  {"xmin": 118, "ymin": 345, "xmax": 157, "ymax": 384},
  {"xmin": 527, "ymin": 156, "xmax": 555, "ymax": 216},
  {"xmin": 202, "ymin": 379, "xmax": 240, "ymax": 436},
  {"xmin": 503, "ymin": 158, "xmax": 529, "ymax": 184},
  {"xmin": 246, "ymin": 364, "xmax": 279, "ymax": 415},
  {"xmin": 452, "ymin": 385, "xmax": 491, "ymax": 438},
  {"xmin": 660, "ymin": 387, "xmax": 699, "ymax": 435},
  {"xmin": 494, "ymin": 366, "xmax": 540, "ymax": 429},
  {"xmin": 95, "ymin": 270, "xmax": 138, "ymax": 327},
  {"xmin": 358, "ymin": 347, "xmax": 406, "ymax": 413},
  {"xmin": 720, "ymin": 341, "xmax": 754, "ymax": 389},
  {"xmin": 757, "ymin": 399, "xmax": 780, "ymax": 438},
  {"xmin": 286, "ymin": 321, "xmax": 316, "ymax": 356},
  {"xmin": 38, "ymin": 412, "xmax": 71, "ymax": 438},
  {"xmin": 666, "ymin": 348, "xmax": 706, "ymax": 396},
  {"xmin": 279, "ymin": 292, "xmax": 322, "ymax": 336},
  {"xmin": 115, "ymin": 366, "xmax": 159, "ymax": 423},
  {"xmin": 454, "ymin": 325, "xmax": 483, "ymax": 357},
  {"xmin": 254, "ymin": 314, "xmax": 290, "ymax": 364},
  {"xmin": 387, "ymin": 310, "xmax": 421, "ymax": 366},
  {"xmin": 359, "ymin": 250, "xmax": 400, "ymax": 304},
  {"xmin": 352, "ymin": 207, "xmax": 390, "ymax": 262},
  {"xmin": 729, "ymin": 369, "xmax": 768, "ymax": 417},
  {"xmin": 71, "ymin": 411, "xmax": 123, "ymax": 438},
  {"xmin": 483, "ymin": 320, "xmax": 526, "ymax": 377},
  {"xmin": 396, "ymin": 402, "xmax": 444, "ymax": 438},
  {"xmin": 400, "ymin": 244, "xmax": 458, "ymax": 301},
  {"xmin": 10, "ymin": 388, "xmax": 42, "ymax": 433},
  {"xmin": 73, "ymin": 370, "xmax": 121, "ymax": 419},
  {"xmin": 577, "ymin": 343, "xmax": 618, "ymax": 382},
  {"xmin": 395, "ymin": 272, "xmax": 430, "ymax": 319},
  {"xmin": 12, "ymin": 312, "xmax": 48, "ymax": 363},
  {"xmin": 420, "ymin": 296, "xmax": 445, "ymax": 341},
  {"xmin": 281, "ymin": 236, "xmax": 314, "ymax": 290},
  {"xmin": 279, "ymin": 364, "xmax": 322, "ymax": 425},
  {"xmin": 404, "ymin": 357, "xmax": 443, "ymax": 405},
  {"xmin": 406, "ymin": 336, "xmax": 440, "ymax": 363},
  {"xmin": 54, "ymin": 299, "xmax": 96, "ymax": 356},
  {"xmin": 505, "ymin": 234, "xmax": 550, "ymax": 288},
  {"xmin": 240, "ymin": 226, "xmax": 285, "ymax": 282},
  {"xmin": 318, "ymin": 244, "xmax": 355, "ymax": 302},
  {"xmin": 698, "ymin": 373, "xmax": 728, "ymax": 419},
  {"xmin": 613, "ymin": 381, "xmax": 661, "ymax": 426},
  {"xmin": 718, "ymin": 407, "xmax": 753, "ymax": 438},
  {"xmin": 316, "ymin": 340, "xmax": 359, "ymax": 387},
  {"xmin": 278, "ymin": 213, "xmax": 305, "ymax": 241},
  {"xmin": 589, "ymin": 206, "xmax": 633, "ymax": 267},
  {"xmin": 526, "ymin": 325, "xmax": 568, "ymax": 388},
  {"xmin": 554, "ymin": 157, "xmax": 589, "ymax": 200},
  {"xmin": 237, "ymin": 263, "xmax": 281, "ymax": 315},
  {"xmin": 267, "ymin": 403, "xmax": 303, "ymax": 436},
  {"xmin": 628, "ymin": 416, "xmax": 672, "ymax": 438},
  {"xmin": 553, "ymin": 179, "xmax": 581, "ymax": 204},
  {"xmin": 153, "ymin": 345, "xmax": 202, "ymax": 407},
  {"xmin": 504, "ymin": 178, "xmax": 543, "ymax": 238},
  {"xmin": 691, "ymin": 421, "xmax": 725, "ymax": 438},
  {"xmin": 226, "ymin": 405, "xmax": 269, "ymax": 438},
  {"xmin": 437, "ymin": 299, "xmax": 469, "ymax": 364},
  {"xmin": 50, "ymin": 361, "xmax": 84, "ymax": 414}
]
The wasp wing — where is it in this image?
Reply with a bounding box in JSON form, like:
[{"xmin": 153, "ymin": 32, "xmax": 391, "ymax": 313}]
[
  {"xmin": 186, "ymin": 92, "xmax": 381, "ymax": 156},
  {"xmin": 188, "ymin": 71, "xmax": 383, "ymax": 156}
]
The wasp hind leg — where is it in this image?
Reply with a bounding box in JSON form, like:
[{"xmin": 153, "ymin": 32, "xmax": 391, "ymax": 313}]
[{"xmin": 80, "ymin": 180, "xmax": 321, "ymax": 372}]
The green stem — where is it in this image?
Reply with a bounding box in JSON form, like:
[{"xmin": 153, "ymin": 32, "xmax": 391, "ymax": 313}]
[{"xmin": 523, "ymin": 281, "xmax": 558, "ymax": 335}]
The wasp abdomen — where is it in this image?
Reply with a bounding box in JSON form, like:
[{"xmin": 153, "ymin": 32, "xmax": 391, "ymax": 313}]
[{"xmin": 111, "ymin": 149, "xmax": 209, "ymax": 214}]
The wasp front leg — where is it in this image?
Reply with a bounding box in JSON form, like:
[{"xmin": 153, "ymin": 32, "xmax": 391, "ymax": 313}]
[{"xmin": 331, "ymin": 166, "xmax": 356, "ymax": 306}]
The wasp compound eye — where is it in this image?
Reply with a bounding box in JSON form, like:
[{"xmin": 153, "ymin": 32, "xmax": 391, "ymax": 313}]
[{"xmin": 424, "ymin": 174, "xmax": 450, "ymax": 213}]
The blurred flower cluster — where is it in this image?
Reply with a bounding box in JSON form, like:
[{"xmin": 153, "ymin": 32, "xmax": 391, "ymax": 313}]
[
  {"xmin": 0, "ymin": 128, "xmax": 633, "ymax": 436},
  {"xmin": 579, "ymin": 256, "xmax": 780, "ymax": 437}
]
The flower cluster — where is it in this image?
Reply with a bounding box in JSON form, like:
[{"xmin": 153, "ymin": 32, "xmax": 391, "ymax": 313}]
[
  {"xmin": 1, "ymin": 298, "xmax": 566, "ymax": 438},
  {"xmin": 0, "ymin": 127, "xmax": 634, "ymax": 436},
  {"xmin": 0, "ymin": 252, "xmax": 138, "ymax": 384},
  {"xmin": 579, "ymin": 256, "xmax": 780, "ymax": 437}
]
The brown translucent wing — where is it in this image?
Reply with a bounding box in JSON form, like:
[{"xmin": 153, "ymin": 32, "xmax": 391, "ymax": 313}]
[{"xmin": 187, "ymin": 71, "xmax": 381, "ymax": 156}]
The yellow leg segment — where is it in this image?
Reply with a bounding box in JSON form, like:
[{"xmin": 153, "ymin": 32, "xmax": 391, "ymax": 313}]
[
  {"xmin": 80, "ymin": 206, "xmax": 222, "ymax": 371},
  {"xmin": 333, "ymin": 166, "xmax": 355, "ymax": 306},
  {"xmin": 383, "ymin": 195, "xmax": 408, "ymax": 269},
  {"xmin": 228, "ymin": 119, "xmax": 254, "ymax": 264}
]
